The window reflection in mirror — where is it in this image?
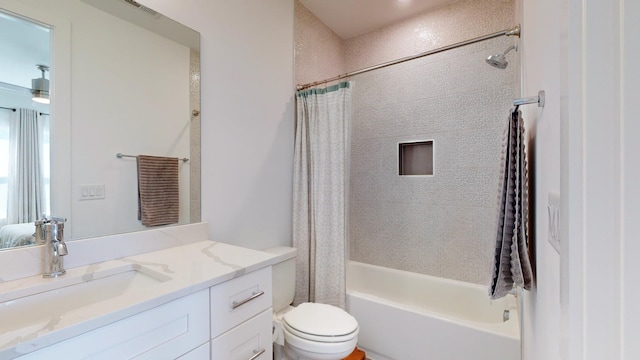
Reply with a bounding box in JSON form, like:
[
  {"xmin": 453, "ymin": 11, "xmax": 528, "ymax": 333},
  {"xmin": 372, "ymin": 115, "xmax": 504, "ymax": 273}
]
[{"xmin": 0, "ymin": 10, "xmax": 51, "ymax": 249}]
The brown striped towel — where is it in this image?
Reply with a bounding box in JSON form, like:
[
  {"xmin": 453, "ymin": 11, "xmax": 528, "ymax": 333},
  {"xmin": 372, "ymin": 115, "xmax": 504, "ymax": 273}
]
[{"xmin": 137, "ymin": 155, "xmax": 179, "ymax": 227}]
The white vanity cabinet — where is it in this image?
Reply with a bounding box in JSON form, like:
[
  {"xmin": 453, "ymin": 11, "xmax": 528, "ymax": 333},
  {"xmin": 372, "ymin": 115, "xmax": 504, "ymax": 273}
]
[
  {"xmin": 210, "ymin": 266, "xmax": 273, "ymax": 360},
  {"xmin": 176, "ymin": 343, "xmax": 210, "ymax": 359},
  {"xmin": 18, "ymin": 289, "xmax": 210, "ymax": 360},
  {"xmin": 14, "ymin": 266, "xmax": 273, "ymax": 360}
]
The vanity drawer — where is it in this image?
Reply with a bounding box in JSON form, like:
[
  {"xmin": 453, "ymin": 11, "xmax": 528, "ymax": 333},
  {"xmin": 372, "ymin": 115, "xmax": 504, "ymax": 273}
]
[
  {"xmin": 210, "ymin": 266, "xmax": 272, "ymax": 339},
  {"xmin": 211, "ymin": 308, "xmax": 273, "ymax": 360}
]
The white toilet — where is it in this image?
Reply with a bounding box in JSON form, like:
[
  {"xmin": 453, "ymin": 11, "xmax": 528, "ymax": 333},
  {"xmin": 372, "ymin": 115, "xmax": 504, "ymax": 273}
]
[{"xmin": 265, "ymin": 247, "xmax": 359, "ymax": 360}]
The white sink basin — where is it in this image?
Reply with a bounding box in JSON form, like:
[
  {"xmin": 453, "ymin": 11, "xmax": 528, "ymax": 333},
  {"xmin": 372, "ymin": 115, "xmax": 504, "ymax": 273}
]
[{"xmin": 0, "ymin": 264, "xmax": 172, "ymax": 332}]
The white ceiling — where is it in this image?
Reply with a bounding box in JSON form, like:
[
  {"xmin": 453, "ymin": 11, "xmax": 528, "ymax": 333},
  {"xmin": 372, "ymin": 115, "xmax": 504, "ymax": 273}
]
[{"xmin": 298, "ymin": 0, "xmax": 458, "ymax": 39}]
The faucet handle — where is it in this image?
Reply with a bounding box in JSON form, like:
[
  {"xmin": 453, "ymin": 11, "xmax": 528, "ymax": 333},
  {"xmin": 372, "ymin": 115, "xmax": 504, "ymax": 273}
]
[{"xmin": 36, "ymin": 215, "xmax": 67, "ymax": 224}]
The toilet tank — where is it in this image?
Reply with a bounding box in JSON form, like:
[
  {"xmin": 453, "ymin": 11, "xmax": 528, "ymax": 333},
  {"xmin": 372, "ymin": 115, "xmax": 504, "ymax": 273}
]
[{"xmin": 263, "ymin": 246, "xmax": 297, "ymax": 312}]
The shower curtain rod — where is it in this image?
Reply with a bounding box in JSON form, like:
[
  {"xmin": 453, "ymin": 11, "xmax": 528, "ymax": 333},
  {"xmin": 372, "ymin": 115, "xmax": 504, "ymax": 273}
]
[{"xmin": 296, "ymin": 24, "xmax": 521, "ymax": 91}]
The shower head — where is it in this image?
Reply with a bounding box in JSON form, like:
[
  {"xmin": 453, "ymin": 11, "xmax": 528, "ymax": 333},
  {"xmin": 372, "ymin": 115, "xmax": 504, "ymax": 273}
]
[{"xmin": 486, "ymin": 44, "xmax": 518, "ymax": 69}]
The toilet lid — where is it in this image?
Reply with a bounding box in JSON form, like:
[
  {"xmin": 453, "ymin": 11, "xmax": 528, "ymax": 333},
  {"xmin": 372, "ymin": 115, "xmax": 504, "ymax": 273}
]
[{"xmin": 283, "ymin": 303, "xmax": 358, "ymax": 340}]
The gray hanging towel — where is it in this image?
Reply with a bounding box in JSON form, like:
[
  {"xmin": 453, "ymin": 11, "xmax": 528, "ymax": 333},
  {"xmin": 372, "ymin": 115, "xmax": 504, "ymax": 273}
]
[
  {"xmin": 137, "ymin": 155, "xmax": 180, "ymax": 227},
  {"xmin": 490, "ymin": 108, "xmax": 533, "ymax": 299}
]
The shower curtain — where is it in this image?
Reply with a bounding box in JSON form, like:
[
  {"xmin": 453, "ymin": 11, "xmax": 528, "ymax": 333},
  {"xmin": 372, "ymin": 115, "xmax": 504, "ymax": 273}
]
[
  {"xmin": 7, "ymin": 109, "xmax": 46, "ymax": 224},
  {"xmin": 293, "ymin": 82, "xmax": 352, "ymax": 309}
]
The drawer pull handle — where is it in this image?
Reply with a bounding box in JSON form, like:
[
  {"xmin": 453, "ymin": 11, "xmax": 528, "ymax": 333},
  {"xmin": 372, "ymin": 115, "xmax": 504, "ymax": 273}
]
[
  {"xmin": 232, "ymin": 290, "xmax": 265, "ymax": 309},
  {"xmin": 249, "ymin": 348, "xmax": 266, "ymax": 360}
]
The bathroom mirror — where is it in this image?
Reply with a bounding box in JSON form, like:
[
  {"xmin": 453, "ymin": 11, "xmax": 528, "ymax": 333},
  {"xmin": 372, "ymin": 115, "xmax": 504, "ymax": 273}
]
[{"xmin": 0, "ymin": 0, "xmax": 200, "ymax": 249}]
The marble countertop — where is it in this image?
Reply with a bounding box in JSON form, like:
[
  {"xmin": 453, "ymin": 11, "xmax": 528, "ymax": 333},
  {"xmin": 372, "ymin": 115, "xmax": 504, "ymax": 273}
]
[{"xmin": 0, "ymin": 239, "xmax": 277, "ymax": 359}]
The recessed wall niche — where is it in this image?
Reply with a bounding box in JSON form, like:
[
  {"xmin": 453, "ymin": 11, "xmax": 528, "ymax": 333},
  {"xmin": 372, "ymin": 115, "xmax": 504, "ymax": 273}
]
[{"xmin": 399, "ymin": 141, "xmax": 433, "ymax": 176}]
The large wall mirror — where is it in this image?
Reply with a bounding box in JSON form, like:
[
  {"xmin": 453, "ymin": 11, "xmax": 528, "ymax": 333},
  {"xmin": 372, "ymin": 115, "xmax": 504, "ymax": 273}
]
[{"xmin": 0, "ymin": 0, "xmax": 200, "ymax": 250}]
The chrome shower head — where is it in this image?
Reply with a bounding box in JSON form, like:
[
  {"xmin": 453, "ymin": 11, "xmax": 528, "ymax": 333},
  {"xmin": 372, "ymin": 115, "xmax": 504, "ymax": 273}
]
[
  {"xmin": 486, "ymin": 54, "xmax": 509, "ymax": 69},
  {"xmin": 486, "ymin": 44, "xmax": 517, "ymax": 69}
]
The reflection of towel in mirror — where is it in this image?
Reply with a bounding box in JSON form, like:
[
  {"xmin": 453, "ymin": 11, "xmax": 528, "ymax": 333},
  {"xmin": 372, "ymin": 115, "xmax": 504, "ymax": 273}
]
[
  {"xmin": 137, "ymin": 155, "xmax": 179, "ymax": 227},
  {"xmin": 489, "ymin": 108, "xmax": 533, "ymax": 300}
]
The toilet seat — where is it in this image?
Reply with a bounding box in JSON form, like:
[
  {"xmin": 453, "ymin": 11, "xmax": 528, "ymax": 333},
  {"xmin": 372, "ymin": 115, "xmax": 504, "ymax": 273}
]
[
  {"xmin": 283, "ymin": 322, "xmax": 357, "ymax": 343},
  {"xmin": 282, "ymin": 303, "xmax": 359, "ymax": 343}
]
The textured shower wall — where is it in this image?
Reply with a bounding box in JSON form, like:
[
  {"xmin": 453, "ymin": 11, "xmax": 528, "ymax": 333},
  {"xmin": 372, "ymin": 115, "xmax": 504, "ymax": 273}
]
[
  {"xmin": 348, "ymin": 0, "xmax": 516, "ymax": 285},
  {"xmin": 344, "ymin": 0, "xmax": 514, "ymax": 72},
  {"xmin": 294, "ymin": 0, "xmax": 345, "ymax": 86}
]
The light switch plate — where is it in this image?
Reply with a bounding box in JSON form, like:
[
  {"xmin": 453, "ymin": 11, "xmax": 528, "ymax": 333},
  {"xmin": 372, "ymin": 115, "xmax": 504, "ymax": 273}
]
[
  {"xmin": 79, "ymin": 185, "xmax": 105, "ymax": 201},
  {"xmin": 548, "ymin": 192, "xmax": 560, "ymax": 254}
]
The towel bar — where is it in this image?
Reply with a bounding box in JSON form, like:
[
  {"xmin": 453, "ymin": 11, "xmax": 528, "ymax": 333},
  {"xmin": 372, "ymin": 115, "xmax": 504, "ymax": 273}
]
[
  {"xmin": 513, "ymin": 90, "xmax": 545, "ymax": 108},
  {"xmin": 116, "ymin": 153, "xmax": 189, "ymax": 163}
]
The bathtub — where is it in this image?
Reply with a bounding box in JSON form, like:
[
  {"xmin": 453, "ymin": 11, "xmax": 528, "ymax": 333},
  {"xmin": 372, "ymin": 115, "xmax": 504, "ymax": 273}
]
[{"xmin": 346, "ymin": 261, "xmax": 520, "ymax": 360}]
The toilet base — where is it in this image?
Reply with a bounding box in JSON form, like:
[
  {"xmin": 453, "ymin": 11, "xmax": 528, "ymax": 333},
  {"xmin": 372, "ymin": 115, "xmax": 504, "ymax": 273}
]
[{"xmin": 283, "ymin": 342, "xmax": 355, "ymax": 360}]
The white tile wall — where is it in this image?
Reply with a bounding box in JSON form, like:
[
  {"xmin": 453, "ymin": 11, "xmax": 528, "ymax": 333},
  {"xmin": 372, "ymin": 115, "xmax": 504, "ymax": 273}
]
[
  {"xmin": 349, "ymin": 34, "xmax": 516, "ymax": 285},
  {"xmin": 294, "ymin": 0, "xmax": 517, "ymax": 284},
  {"xmin": 344, "ymin": 0, "xmax": 515, "ymax": 72},
  {"xmin": 294, "ymin": 0, "xmax": 345, "ymax": 86}
]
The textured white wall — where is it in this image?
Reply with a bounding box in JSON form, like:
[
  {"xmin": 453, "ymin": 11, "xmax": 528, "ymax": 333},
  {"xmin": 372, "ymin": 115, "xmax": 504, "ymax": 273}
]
[
  {"xmin": 142, "ymin": 0, "xmax": 295, "ymax": 250},
  {"xmin": 342, "ymin": 0, "xmax": 516, "ymax": 285},
  {"xmin": 344, "ymin": 0, "xmax": 515, "ymax": 72},
  {"xmin": 349, "ymin": 35, "xmax": 516, "ymax": 284},
  {"xmin": 293, "ymin": 0, "xmax": 516, "ymax": 284},
  {"xmin": 294, "ymin": 0, "xmax": 345, "ymax": 87}
]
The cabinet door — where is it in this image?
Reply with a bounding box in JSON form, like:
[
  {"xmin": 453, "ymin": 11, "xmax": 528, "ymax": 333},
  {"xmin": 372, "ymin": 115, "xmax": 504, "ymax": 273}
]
[
  {"xmin": 177, "ymin": 342, "xmax": 210, "ymax": 360},
  {"xmin": 211, "ymin": 308, "xmax": 272, "ymax": 360},
  {"xmin": 18, "ymin": 290, "xmax": 209, "ymax": 360}
]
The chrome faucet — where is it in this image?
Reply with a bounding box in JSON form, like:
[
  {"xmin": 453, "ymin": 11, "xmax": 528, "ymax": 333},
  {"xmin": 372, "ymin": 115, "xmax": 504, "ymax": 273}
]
[{"xmin": 35, "ymin": 216, "xmax": 68, "ymax": 278}]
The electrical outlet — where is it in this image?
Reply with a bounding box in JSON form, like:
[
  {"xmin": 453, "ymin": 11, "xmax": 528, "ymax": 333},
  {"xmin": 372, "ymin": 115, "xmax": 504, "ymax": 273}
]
[
  {"xmin": 548, "ymin": 192, "xmax": 560, "ymax": 254},
  {"xmin": 79, "ymin": 185, "xmax": 105, "ymax": 200}
]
